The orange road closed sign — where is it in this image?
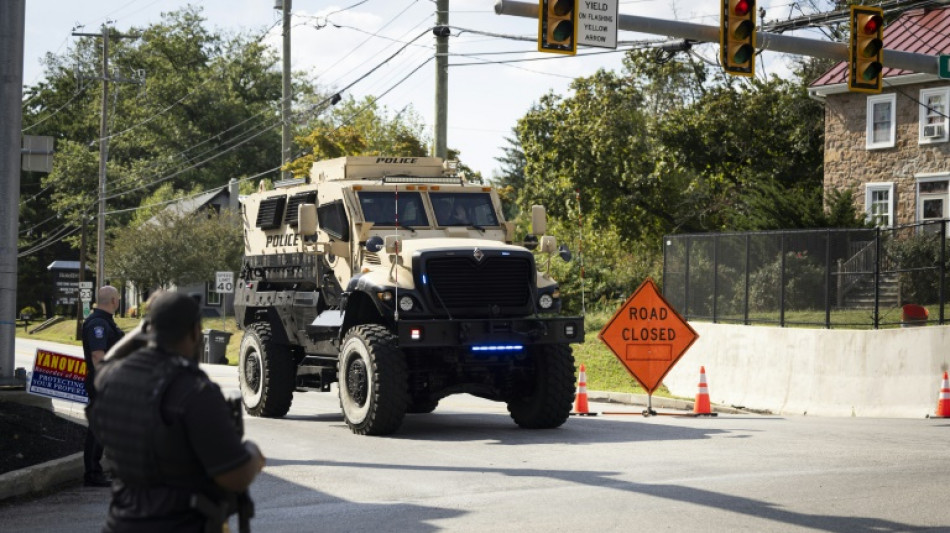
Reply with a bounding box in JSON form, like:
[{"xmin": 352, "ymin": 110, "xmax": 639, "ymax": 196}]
[{"xmin": 598, "ymin": 278, "xmax": 699, "ymax": 394}]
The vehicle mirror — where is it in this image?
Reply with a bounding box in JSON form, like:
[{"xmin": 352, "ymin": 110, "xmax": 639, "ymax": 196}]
[
  {"xmin": 531, "ymin": 205, "xmax": 547, "ymax": 235},
  {"xmin": 558, "ymin": 244, "xmax": 572, "ymax": 262},
  {"xmin": 540, "ymin": 235, "xmax": 557, "ymax": 254},
  {"xmin": 523, "ymin": 234, "xmax": 539, "ymax": 251},
  {"xmin": 365, "ymin": 235, "xmax": 384, "ymax": 253},
  {"xmin": 298, "ymin": 203, "xmax": 317, "ymax": 236}
]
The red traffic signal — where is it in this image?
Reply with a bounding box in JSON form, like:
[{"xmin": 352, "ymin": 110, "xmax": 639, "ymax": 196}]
[
  {"xmin": 849, "ymin": 6, "xmax": 884, "ymax": 93},
  {"xmin": 538, "ymin": 0, "xmax": 577, "ymax": 55},
  {"xmin": 720, "ymin": 0, "xmax": 756, "ymax": 77}
]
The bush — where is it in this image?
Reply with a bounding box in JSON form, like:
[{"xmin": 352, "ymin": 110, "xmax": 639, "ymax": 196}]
[
  {"xmin": 539, "ymin": 218, "xmax": 663, "ymax": 315},
  {"xmin": 888, "ymin": 232, "xmax": 950, "ymax": 305},
  {"xmin": 746, "ymin": 250, "xmax": 825, "ymax": 311},
  {"xmin": 18, "ymin": 306, "xmax": 39, "ymax": 319}
]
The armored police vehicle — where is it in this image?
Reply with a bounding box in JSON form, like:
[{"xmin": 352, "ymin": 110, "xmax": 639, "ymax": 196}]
[{"xmin": 235, "ymin": 156, "xmax": 583, "ymax": 435}]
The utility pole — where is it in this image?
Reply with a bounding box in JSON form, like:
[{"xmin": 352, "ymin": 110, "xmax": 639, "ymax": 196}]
[
  {"xmin": 0, "ymin": 0, "xmax": 25, "ymax": 385},
  {"xmin": 76, "ymin": 215, "xmax": 87, "ymax": 340},
  {"xmin": 72, "ymin": 27, "xmax": 139, "ymax": 301},
  {"xmin": 434, "ymin": 0, "xmax": 449, "ymax": 159},
  {"xmin": 279, "ymin": 0, "xmax": 293, "ymax": 181},
  {"xmin": 494, "ymin": 0, "xmax": 940, "ymax": 75}
]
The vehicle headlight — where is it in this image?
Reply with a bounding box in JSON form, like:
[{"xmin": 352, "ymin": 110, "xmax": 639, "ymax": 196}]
[
  {"xmin": 538, "ymin": 293, "xmax": 554, "ymax": 310},
  {"xmin": 398, "ymin": 295, "xmax": 415, "ymax": 312}
]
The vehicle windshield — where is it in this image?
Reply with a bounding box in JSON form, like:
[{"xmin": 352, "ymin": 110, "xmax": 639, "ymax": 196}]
[
  {"xmin": 357, "ymin": 191, "xmax": 428, "ymax": 227},
  {"xmin": 431, "ymin": 192, "xmax": 499, "ymax": 227}
]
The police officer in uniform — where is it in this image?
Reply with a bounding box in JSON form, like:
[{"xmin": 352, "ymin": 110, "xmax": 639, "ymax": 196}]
[
  {"xmin": 82, "ymin": 285, "xmax": 124, "ymax": 487},
  {"xmin": 88, "ymin": 291, "xmax": 265, "ymax": 532}
]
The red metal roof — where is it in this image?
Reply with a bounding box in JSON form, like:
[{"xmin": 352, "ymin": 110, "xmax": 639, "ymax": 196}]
[{"xmin": 811, "ymin": 6, "xmax": 950, "ymax": 87}]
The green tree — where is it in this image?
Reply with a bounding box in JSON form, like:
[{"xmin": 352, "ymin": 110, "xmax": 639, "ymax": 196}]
[
  {"xmin": 493, "ymin": 131, "xmax": 526, "ymax": 219},
  {"xmin": 109, "ymin": 208, "xmax": 242, "ymax": 297},
  {"xmin": 285, "ymin": 96, "xmax": 429, "ymax": 177},
  {"xmin": 19, "ymin": 6, "xmax": 288, "ymax": 309}
]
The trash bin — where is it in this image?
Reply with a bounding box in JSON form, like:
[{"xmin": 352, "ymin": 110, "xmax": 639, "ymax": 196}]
[
  {"xmin": 901, "ymin": 304, "xmax": 928, "ymax": 328},
  {"xmin": 202, "ymin": 329, "xmax": 232, "ymax": 364}
]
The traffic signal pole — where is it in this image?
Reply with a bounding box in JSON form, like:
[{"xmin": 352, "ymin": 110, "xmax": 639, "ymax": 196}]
[{"xmin": 494, "ymin": 0, "xmax": 941, "ymax": 76}]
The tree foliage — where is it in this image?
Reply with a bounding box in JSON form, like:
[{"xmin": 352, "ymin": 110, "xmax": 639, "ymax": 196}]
[
  {"xmin": 109, "ymin": 208, "xmax": 242, "ymax": 294},
  {"xmin": 18, "ymin": 7, "xmax": 286, "ymax": 310},
  {"xmin": 511, "ymin": 49, "xmax": 843, "ymax": 306},
  {"xmin": 284, "ymin": 96, "xmax": 429, "ymax": 177}
]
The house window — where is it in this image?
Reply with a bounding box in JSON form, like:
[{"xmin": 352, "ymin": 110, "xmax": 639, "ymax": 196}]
[
  {"xmin": 206, "ymin": 282, "xmax": 222, "ymax": 307},
  {"xmin": 919, "ymin": 88, "xmax": 949, "ymax": 144},
  {"xmin": 917, "ymin": 177, "xmax": 949, "ymax": 230},
  {"xmin": 865, "ymin": 182, "xmax": 894, "ymax": 227},
  {"xmin": 866, "ymin": 93, "xmax": 896, "ymax": 149}
]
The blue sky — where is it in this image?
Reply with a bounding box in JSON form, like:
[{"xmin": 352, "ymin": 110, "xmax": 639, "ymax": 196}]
[{"xmin": 22, "ymin": 1, "xmax": 820, "ymax": 179}]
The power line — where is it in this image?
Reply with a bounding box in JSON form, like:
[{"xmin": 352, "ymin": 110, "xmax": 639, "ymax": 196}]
[
  {"xmin": 104, "ymin": 29, "xmax": 432, "ymax": 204},
  {"xmin": 21, "ymin": 85, "xmax": 89, "ymax": 132}
]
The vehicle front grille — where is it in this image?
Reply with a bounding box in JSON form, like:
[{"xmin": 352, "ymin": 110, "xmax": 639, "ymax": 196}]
[{"xmin": 423, "ymin": 254, "xmax": 533, "ymax": 316}]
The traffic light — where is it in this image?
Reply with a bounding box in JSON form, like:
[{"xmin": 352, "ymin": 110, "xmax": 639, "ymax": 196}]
[
  {"xmin": 538, "ymin": 0, "xmax": 577, "ymax": 55},
  {"xmin": 720, "ymin": 0, "xmax": 756, "ymax": 77},
  {"xmin": 849, "ymin": 5, "xmax": 884, "ymax": 94}
]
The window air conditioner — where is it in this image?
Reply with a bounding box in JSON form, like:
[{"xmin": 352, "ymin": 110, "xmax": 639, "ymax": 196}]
[{"xmin": 923, "ymin": 124, "xmax": 946, "ymax": 138}]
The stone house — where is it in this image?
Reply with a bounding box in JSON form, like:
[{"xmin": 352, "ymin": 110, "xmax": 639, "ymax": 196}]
[{"xmin": 808, "ymin": 6, "xmax": 950, "ymax": 229}]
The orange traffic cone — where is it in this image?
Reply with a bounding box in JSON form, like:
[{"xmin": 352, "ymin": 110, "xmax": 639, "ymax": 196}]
[
  {"xmin": 573, "ymin": 364, "xmax": 596, "ymax": 416},
  {"xmin": 694, "ymin": 366, "xmax": 712, "ymax": 415},
  {"xmin": 935, "ymin": 371, "xmax": 950, "ymax": 418}
]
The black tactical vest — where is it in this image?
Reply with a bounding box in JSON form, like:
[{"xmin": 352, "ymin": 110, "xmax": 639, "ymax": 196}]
[{"xmin": 88, "ymin": 347, "xmax": 205, "ymax": 487}]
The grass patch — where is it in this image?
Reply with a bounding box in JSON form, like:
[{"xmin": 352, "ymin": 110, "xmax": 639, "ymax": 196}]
[{"xmin": 16, "ymin": 316, "xmax": 244, "ymax": 366}]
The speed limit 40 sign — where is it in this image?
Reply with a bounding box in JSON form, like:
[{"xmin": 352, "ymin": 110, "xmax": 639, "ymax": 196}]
[{"xmin": 215, "ymin": 271, "xmax": 234, "ymax": 293}]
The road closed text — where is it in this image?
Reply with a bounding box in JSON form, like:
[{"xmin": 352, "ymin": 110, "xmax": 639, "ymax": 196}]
[{"xmin": 622, "ymin": 306, "xmax": 677, "ymax": 341}]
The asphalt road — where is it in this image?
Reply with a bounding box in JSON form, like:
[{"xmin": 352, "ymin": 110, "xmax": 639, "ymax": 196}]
[{"xmin": 5, "ymin": 338, "xmax": 950, "ymax": 532}]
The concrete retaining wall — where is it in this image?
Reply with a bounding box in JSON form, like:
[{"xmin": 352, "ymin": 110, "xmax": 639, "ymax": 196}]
[{"xmin": 662, "ymin": 322, "xmax": 950, "ymax": 418}]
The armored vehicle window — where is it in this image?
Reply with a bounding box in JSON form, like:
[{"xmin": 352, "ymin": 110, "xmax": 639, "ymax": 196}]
[
  {"xmin": 318, "ymin": 200, "xmax": 349, "ymax": 241},
  {"xmin": 357, "ymin": 191, "xmax": 428, "ymax": 227},
  {"xmin": 256, "ymin": 196, "xmax": 287, "ymax": 229},
  {"xmin": 431, "ymin": 192, "xmax": 499, "ymax": 227},
  {"xmin": 285, "ymin": 191, "xmax": 317, "ymax": 226}
]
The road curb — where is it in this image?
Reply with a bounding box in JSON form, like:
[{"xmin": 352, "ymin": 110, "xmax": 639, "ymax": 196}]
[
  {"xmin": 0, "ymin": 452, "xmax": 83, "ymax": 502},
  {"xmin": 587, "ymin": 390, "xmax": 747, "ymax": 415}
]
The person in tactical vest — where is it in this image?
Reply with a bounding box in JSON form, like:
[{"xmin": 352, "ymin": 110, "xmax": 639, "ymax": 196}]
[
  {"xmin": 88, "ymin": 291, "xmax": 266, "ymax": 533},
  {"xmin": 82, "ymin": 285, "xmax": 124, "ymax": 487}
]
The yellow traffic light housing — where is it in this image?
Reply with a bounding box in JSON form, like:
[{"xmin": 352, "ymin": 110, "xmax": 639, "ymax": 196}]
[
  {"xmin": 720, "ymin": 0, "xmax": 757, "ymax": 77},
  {"xmin": 849, "ymin": 5, "xmax": 884, "ymax": 94},
  {"xmin": 538, "ymin": 0, "xmax": 577, "ymax": 55}
]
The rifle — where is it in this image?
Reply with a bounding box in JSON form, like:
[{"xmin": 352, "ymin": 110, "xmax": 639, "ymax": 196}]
[{"xmin": 191, "ymin": 391, "xmax": 255, "ymax": 533}]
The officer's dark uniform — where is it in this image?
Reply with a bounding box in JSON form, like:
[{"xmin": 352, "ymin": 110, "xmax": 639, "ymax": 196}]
[
  {"xmin": 88, "ymin": 346, "xmax": 250, "ymax": 533},
  {"xmin": 82, "ymin": 307, "xmax": 124, "ymax": 485}
]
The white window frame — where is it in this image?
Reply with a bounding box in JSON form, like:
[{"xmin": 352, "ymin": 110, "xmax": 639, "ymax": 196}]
[
  {"xmin": 206, "ymin": 282, "xmax": 222, "ymax": 307},
  {"xmin": 866, "ymin": 93, "xmax": 896, "ymax": 150},
  {"xmin": 919, "ymin": 87, "xmax": 949, "ymax": 145},
  {"xmin": 915, "ymin": 174, "xmax": 950, "ymax": 224},
  {"xmin": 865, "ymin": 182, "xmax": 894, "ymax": 228}
]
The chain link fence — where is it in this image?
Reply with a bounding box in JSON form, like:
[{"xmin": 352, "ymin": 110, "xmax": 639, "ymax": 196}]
[{"xmin": 663, "ymin": 220, "xmax": 948, "ymax": 328}]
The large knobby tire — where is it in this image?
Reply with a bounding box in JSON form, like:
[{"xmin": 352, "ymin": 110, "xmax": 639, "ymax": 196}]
[
  {"xmin": 507, "ymin": 344, "xmax": 576, "ymax": 429},
  {"xmin": 338, "ymin": 324, "xmax": 409, "ymax": 435},
  {"xmin": 239, "ymin": 323, "xmax": 295, "ymax": 418}
]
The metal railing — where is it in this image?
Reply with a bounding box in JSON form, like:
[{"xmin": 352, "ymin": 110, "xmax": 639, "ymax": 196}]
[{"xmin": 662, "ymin": 220, "xmax": 948, "ymax": 328}]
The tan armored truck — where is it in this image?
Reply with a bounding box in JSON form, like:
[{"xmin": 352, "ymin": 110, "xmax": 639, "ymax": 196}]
[{"xmin": 235, "ymin": 156, "xmax": 583, "ymax": 435}]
